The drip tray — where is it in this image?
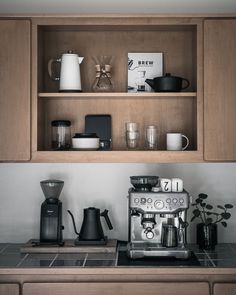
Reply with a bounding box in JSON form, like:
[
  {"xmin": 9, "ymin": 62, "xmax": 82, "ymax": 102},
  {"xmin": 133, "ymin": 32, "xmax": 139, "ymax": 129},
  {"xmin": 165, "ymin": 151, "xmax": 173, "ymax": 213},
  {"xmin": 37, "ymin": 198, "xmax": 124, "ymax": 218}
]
[{"xmin": 117, "ymin": 251, "xmax": 200, "ymax": 267}]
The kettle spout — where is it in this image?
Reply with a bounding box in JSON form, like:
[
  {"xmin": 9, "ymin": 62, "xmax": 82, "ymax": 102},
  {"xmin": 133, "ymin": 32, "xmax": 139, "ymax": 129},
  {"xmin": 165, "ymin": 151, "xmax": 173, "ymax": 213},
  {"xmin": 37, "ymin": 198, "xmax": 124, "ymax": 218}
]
[
  {"xmin": 78, "ymin": 57, "xmax": 84, "ymax": 64},
  {"xmin": 145, "ymin": 79, "xmax": 155, "ymax": 89},
  {"xmin": 67, "ymin": 210, "xmax": 80, "ymax": 235}
]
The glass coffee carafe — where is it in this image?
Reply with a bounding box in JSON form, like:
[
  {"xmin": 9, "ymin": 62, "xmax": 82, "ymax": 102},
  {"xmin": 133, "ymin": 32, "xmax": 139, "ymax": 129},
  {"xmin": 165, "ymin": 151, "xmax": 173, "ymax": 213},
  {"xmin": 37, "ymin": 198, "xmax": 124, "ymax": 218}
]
[{"xmin": 92, "ymin": 56, "xmax": 114, "ymax": 92}]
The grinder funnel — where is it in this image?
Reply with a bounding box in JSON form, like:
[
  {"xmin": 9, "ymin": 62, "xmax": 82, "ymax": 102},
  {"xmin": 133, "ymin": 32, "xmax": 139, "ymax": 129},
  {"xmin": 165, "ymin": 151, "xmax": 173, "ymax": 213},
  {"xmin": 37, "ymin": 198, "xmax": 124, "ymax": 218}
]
[{"xmin": 40, "ymin": 179, "xmax": 64, "ymax": 201}]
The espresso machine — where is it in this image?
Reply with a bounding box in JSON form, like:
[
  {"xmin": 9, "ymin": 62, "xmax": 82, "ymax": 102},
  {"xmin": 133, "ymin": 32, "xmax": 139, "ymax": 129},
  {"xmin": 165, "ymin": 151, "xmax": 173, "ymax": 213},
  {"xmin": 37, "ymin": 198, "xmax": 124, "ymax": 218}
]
[
  {"xmin": 39, "ymin": 179, "xmax": 64, "ymax": 246},
  {"xmin": 127, "ymin": 176, "xmax": 191, "ymax": 259}
]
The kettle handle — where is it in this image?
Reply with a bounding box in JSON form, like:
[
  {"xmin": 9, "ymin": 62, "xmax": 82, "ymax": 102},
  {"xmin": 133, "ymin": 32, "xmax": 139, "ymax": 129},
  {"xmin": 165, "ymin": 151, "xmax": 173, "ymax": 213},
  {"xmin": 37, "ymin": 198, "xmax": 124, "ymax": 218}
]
[
  {"xmin": 100, "ymin": 209, "xmax": 113, "ymax": 230},
  {"xmin": 67, "ymin": 210, "xmax": 80, "ymax": 236},
  {"xmin": 181, "ymin": 78, "xmax": 190, "ymax": 90},
  {"xmin": 48, "ymin": 58, "xmax": 61, "ymax": 81}
]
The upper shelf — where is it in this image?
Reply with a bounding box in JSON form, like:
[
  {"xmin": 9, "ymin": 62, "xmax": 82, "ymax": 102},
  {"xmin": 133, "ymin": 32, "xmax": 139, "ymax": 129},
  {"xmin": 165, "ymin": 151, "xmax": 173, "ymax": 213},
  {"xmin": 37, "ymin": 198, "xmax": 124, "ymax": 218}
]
[{"xmin": 38, "ymin": 92, "xmax": 197, "ymax": 98}]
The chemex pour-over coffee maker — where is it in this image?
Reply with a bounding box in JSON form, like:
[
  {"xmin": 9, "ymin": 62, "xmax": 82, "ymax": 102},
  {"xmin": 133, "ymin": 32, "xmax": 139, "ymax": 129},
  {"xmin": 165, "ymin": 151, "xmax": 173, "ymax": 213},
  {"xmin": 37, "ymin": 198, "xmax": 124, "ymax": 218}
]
[
  {"xmin": 68, "ymin": 207, "xmax": 113, "ymax": 245},
  {"xmin": 39, "ymin": 179, "xmax": 64, "ymax": 246}
]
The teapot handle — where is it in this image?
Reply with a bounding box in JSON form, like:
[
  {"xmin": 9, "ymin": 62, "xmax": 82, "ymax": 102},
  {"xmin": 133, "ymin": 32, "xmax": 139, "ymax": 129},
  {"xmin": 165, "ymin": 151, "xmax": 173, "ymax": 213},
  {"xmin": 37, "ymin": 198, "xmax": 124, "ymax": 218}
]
[
  {"xmin": 101, "ymin": 209, "xmax": 113, "ymax": 230},
  {"xmin": 48, "ymin": 58, "xmax": 61, "ymax": 81},
  {"xmin": 181, "ymin": 78, "xmax": 190, "ymax": 90}
]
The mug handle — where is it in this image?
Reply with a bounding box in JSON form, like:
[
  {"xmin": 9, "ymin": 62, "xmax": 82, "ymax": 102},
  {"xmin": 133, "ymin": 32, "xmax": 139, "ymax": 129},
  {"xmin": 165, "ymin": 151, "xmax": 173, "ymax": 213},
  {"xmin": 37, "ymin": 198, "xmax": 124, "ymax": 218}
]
[
  {"xmin": 48, "ymin": 58, "xmax": 61, "ymax": 81},
  {"xmin": 181, "ymin": 78, "xmax": 190, "ymax": 90},
  {"xmin": 182, "ymin": 135, "xmax": 189, "ymax": 150}
]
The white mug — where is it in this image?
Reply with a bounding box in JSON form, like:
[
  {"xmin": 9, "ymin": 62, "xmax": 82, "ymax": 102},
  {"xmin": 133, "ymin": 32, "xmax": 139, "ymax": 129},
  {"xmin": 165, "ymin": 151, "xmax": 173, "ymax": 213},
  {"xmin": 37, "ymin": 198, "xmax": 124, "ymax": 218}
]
[
  {"xmin": 171, "ymin": 178, "xmax": 184, "ymax": 192},
  {"xmin": 160, "ymin": 178, "xmax": 172, "ymax": 192},
  {"xmin": 166, "ymin": 133, "xmax": 189, "ymax": 151}
]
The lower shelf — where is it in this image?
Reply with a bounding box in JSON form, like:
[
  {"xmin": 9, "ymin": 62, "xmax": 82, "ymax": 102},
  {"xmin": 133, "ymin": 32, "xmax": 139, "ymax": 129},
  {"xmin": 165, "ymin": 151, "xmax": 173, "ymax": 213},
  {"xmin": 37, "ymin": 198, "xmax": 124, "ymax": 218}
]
[{"xmin": 31, "ymin": 150, "xmax": 203, "ymax": 163}]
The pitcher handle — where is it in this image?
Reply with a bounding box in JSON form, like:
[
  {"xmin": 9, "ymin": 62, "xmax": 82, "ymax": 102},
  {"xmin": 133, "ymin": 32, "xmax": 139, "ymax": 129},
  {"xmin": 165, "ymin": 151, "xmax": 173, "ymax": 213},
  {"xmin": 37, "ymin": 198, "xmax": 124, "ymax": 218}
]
[
  {"xmin": 48, "ymin": 58, "xmax": 61, "ymax": 81},
  {"xmin": 181, "ymin": 78, "xmax": 190, "ymax": 90},
  {"xmin": 182, "ymin": 134, "xmax": 189, "ymax": 150},
  {"xmin": 101, "ymin": 209, "xmax": 113, "ymax": 230}
]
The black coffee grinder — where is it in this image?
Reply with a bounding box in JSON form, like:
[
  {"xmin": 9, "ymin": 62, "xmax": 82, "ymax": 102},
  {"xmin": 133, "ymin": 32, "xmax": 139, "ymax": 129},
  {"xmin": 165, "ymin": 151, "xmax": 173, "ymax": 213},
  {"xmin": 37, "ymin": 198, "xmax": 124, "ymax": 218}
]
[{"xmin": 39, "ymin": 179, "xmax": 64, "ymax": 246}]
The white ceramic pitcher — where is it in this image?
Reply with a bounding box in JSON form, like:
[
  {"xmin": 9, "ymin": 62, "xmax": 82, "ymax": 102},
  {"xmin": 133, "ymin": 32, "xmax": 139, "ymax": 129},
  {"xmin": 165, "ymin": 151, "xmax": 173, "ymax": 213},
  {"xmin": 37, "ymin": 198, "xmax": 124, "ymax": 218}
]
[{"xmin": 48, "ymin": 50, "xmax": 84, "ymax": 92}]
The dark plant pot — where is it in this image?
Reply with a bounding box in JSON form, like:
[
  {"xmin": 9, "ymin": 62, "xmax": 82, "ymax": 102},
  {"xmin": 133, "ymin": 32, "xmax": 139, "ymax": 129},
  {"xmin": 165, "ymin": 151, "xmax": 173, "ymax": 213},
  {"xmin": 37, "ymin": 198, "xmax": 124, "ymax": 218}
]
[{"xmin": 196, "ymin": 223, "xmax": 218, "ymax": 250}]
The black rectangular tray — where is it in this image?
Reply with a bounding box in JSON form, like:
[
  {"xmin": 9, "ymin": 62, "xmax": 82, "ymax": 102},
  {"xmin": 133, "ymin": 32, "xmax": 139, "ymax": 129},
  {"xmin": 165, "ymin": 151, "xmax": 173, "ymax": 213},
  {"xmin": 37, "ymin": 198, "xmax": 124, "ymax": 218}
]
[{"xmin": 117, "ymin": 251, "xmax": 200, "ymax": 267}]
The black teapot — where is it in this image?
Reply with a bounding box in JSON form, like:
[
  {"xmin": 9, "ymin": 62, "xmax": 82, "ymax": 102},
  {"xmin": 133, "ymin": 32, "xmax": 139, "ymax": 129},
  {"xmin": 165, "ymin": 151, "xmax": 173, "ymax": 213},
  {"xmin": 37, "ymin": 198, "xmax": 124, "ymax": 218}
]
[
  {"xmin": 68, "ymin": 207, "xmax": 113, "ymax": 245},
  {"xmin": 145, "ymin": 73, "xmax": 190, "ymax": 92}
]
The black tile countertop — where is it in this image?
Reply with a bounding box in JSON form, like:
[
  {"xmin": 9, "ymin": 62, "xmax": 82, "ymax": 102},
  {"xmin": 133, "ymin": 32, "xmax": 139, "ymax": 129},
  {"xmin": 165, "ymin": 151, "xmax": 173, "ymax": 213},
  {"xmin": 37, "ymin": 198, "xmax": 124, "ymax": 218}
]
[{"xmin": 0, "ymin": 243, "xmax": 236, "ymax": 268}]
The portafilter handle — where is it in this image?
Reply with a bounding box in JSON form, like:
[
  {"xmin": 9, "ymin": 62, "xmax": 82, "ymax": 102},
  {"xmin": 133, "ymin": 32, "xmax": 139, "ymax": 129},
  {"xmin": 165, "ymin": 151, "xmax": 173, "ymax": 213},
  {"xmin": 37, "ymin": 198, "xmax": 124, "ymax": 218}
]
[{"xmin": 100, "ymin": 209, "xmax": 113, "ymax": 230}]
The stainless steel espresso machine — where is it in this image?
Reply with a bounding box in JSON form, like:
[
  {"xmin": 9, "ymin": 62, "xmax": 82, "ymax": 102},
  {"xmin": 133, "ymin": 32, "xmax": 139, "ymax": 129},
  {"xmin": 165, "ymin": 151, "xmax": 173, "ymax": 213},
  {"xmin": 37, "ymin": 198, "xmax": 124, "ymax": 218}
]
[{"xmin": 127, "ymin": 176, "xmax": 191, "ymax": 259}]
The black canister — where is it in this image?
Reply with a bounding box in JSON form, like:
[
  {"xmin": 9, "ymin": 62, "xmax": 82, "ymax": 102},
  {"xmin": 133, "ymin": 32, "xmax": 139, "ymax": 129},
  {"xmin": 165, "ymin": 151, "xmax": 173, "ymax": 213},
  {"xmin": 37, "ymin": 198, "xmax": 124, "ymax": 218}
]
[{"xmin": 51, "ymin": 120, "xmax": 71, "ymax": 150}]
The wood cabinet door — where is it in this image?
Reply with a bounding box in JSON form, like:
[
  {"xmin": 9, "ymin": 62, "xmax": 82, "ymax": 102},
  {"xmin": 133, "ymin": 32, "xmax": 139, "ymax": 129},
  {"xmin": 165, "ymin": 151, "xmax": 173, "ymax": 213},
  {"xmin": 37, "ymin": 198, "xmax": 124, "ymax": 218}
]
[
  {"xmin": 0, "ymin": 20, "xmax": 30, "ymax": 161},
  {"xmin": 204, "ymin": 20, "xmax": 236, "ymax": 161},
  {"xmin": 0, "ymin": 283, "xmax": 19, "ymax": 295},
  {"xmin": 23, "ymin": 282, "xmax": 209, "ymax": 295},
  {"xmin": 214, "ymin": 283, "xmax": 236, "ymax": 295}
]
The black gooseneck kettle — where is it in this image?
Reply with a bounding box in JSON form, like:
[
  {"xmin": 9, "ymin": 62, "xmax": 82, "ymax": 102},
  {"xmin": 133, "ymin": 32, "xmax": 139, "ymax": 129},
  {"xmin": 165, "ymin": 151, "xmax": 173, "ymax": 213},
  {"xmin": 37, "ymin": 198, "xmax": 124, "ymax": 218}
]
[{"xmin": 68, "ymin": 207, "xmax": 113, "ymax": 245}]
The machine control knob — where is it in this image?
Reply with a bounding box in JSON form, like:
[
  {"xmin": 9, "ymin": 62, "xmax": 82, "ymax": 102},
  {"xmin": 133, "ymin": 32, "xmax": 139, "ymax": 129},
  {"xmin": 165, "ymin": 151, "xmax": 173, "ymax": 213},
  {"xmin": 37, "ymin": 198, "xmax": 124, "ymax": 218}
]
[
  {"xmin": 145, "ymin": 230, "xmax": 154, "ymax": 239},
  {"xmin": 134, "ymin": 198, "xmax": 139, "ymax": 204},
  {"xmin": 154, "ymin": 200, "xmax": 164, "ymax": 209},
  {"xmin": 166, "ymin": 198, "xmax": 171, "ymax": 203},
  {"xmin": 147, "ymin": 198, "xmax": 152, "ymax": 203},
  {"xmin": 140, "ymin": 198, "xmax": 146, "ymax": 204}
]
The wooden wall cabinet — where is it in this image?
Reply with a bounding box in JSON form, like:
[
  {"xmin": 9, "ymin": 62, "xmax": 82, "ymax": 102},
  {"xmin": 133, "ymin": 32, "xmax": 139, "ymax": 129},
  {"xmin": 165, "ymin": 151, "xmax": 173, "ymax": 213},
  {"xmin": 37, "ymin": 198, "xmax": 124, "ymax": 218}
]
[
  {"xmin": 0, "ymin": 20, "xmax": 31, "ymax": 161},
  {"xmin": 31, "ymin": 17, "xmax": 204, "ymax": 163},
  {"xmin": 2, "ymin": 16, "xmax": 236, "ymax": 163},
  {"xmin": 204, "ymin": 19, "xmax": 236, "ymax": 161}
]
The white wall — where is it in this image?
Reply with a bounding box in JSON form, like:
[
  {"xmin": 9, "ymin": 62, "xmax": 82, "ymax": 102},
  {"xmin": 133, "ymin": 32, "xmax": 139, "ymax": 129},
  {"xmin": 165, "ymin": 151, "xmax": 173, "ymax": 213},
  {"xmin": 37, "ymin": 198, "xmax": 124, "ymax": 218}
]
[{"xmin": 0, "ymin": 163, "xmax": 236, "ymax": 243}]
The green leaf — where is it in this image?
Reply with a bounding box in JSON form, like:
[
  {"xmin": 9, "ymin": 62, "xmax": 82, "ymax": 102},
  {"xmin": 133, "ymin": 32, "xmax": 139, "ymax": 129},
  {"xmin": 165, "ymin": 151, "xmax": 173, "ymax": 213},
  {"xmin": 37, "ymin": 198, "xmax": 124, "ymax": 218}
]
[
  {"xmin": 224, "ymin": 204, "xmax": 234, "ymax": 209},
  {"xmin": 196, "ymin": 198, "xmax": 203, "ymax": 204},
  {"xmin": 217, "ymin": 205, "xmax": 225, "ymax": 210},
  {"xmin": 221, "ymin": 212, "xmax": 231, "ymax": 220},
  {"xmin": 206, "ymin": 211, "xmax": 212, "ymax": 215},
  {"xmin": 221, "ymin": 221, "xmax": 227, "ymax": 227},
  {"xmin": 200, "ymin": 202, "xmax": 206, "ymax": 208},
  {"xmin": 199, "ymin": 193, "xmax": 208, "ymax": 199},
  {"xmin": 206, "ymin": 204, "xmax": 213, "ymax": 210},
  {"xmin": 193, "ymin": 209, "xmax": 200, "ymax": 216}
]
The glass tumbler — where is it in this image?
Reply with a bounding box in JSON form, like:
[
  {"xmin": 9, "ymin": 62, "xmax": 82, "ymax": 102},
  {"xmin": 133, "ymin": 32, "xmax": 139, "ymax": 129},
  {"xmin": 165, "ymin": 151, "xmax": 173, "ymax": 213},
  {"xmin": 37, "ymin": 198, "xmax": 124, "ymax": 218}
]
[
  {"xmin": 125, "ymin": 122, "xmax": 139, "ymax": 149},
  {"xmin": 146, "ymin": 125, "xmax": 158, "ymax": 150}
]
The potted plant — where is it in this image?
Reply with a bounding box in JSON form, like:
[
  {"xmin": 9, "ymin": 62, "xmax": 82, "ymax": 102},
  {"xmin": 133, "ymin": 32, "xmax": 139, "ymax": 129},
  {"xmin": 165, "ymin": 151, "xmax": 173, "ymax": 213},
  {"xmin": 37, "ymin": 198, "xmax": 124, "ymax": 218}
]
[{"xmin": 191, "ymin": 193, "xmax": 234, "ymax": 250}]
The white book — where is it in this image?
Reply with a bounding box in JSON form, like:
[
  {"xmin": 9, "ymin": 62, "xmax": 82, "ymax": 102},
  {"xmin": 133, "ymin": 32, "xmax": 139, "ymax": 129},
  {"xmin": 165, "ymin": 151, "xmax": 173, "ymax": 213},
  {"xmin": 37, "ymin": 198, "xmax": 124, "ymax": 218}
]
[{"xmin": 128, "ymin": 52, "xmax": 163, "ymax": 92}]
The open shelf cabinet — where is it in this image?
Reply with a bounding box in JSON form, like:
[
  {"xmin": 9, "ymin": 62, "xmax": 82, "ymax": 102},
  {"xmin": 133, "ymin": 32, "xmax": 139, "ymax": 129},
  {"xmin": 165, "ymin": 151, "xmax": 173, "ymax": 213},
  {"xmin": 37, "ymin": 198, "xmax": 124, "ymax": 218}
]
[{"xmin": 31, "ymin": 16, "xmax": 203, "ymax": 163}]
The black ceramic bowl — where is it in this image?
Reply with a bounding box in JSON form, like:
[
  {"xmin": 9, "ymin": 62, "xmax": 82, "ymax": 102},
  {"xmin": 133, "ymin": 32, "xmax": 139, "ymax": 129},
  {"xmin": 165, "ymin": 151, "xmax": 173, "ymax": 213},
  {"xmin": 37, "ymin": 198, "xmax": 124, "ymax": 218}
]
[{"xmin": 130, "ymin": 176, "xmax": 159, "ymax": 191}]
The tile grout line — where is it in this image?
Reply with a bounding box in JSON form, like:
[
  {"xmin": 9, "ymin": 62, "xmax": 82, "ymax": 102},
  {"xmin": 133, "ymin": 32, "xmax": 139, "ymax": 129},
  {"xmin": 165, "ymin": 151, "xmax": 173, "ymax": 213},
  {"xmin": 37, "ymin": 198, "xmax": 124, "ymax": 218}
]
[
  {"xmin": 16, "ymin": 253, "xmax": 29, "ymax": 267},
  {"xmin": 115, "ymin": 245, "xmax": 120, "ymax": 266},
  {"xmin": 229, "ymin": 244, "xmax": 236, "ymax": 253},
  {"xmin": 82, "ymin": 253, "xmax": 88, "ymax": 267},
  {"xmin": 203, "ymin": 250, "xmax": 215, "ymax": 267},
  {"xmin": 0, "ymin": 244, "xmax": 9, "ymax": 253},
  {"xmin": 49, "ymin": 253, "xmax": 58, "ymax": 268}
]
